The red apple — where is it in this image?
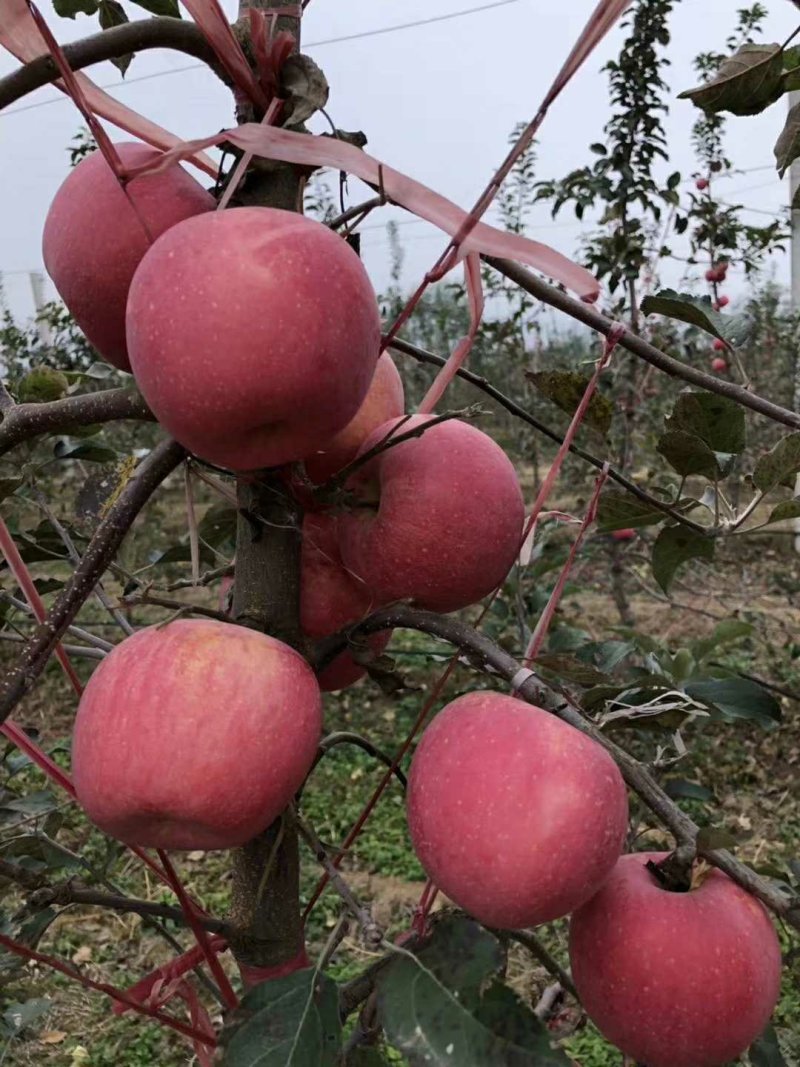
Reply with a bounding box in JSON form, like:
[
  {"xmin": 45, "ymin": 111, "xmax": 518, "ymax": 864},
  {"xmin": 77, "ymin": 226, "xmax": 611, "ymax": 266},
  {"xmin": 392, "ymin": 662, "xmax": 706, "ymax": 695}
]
[
  {"xmin": 303, "ymin": 353, "xmax": 405, "ymax": 484},
  {"xmin": 711, "ymin": 356, "xmax": 728, "ymax": 373},
  {"xmin": 126, "ymin": 207, "xmax": 381, "ymax": 471},
  {"xmin": 714, "ymin": 294, "xmax": 729, "ymax": 309},
  {"xmin": 43, "ymin": 142, "xmax": 214, "ymax": 372},
  {"xmin": 338, "ymin": 416, "xmax": 525, "ymax": 614},
  {"xmin": 406, "ymin": 692, "xmax": 629, "ymax": 928},
  {"xmin": 72, "ymin": 619, "xmax": 322, "ymax": 850},
  {"xmin": 301, "ymin": 513, "xmax": 391, "ymax": 691},
  {"xmin": 569, "ymin": 852, "xmax": 782, "ymax": 1067},
  {"xmin": 704, "ymin": 269, "xmax": 718, "ymax": 283},
  {"xmin": 695, "ymin": 178, "xmax": 709, "ymax": 190},
  {"xmin": 611, "ymin": 528, "xmax": 636, "ymax": 542},
  {"xmin": 712, "ymin": 337, "xmax": 726, "ymax": 351}
]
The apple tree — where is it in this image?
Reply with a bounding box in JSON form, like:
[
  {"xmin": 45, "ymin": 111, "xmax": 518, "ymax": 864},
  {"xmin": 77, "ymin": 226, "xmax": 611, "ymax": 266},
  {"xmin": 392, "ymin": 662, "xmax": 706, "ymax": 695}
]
[{"xmin": 1, "ymin": 1, "xmax": 800, "ymax": 1064}]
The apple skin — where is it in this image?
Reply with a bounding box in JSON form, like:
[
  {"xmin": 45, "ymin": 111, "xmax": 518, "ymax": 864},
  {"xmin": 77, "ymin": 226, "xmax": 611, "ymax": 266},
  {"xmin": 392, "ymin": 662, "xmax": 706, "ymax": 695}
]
[
  {"xmin": 126, "ymin": 207, "xmax": 382, "ymax": 471},
  {"xmin": 43, "ymin": 143, "xmax": 214, "ymax": 372},
  {"xmin": 72, "ymin": 619, "xmax": 322, "ymax": 850},
  {"xmin": 711, "ymin": 356, "xmax": 728, "ymax": 373},
  {"xmin": 569, "ymin": 852, "xmax": 782, "ymax": 1067},
  {"xmin": 714, "ymin": 294, "xmax": 730, "ymax": 309},
  {"xmin": 695, "ymin": 177, "xmax": 709, "ymax": 190},
  {"xmin": 712, "ymin": 337, "xmax": 726, "ymax": 352},
  {"xmin": 303, "ymin": 353, "xmax": 405, "ymax": 484},
  {"xmin": 338, "ymin": 416, "xmax": 525, "ymax": 614},
  {"xmin": 406, "ymin": 692, "xmax": 629, "ymax": 929},
  {"xmin": 301, "ymin": 513, "xmax": 391, "ymax": 691}
]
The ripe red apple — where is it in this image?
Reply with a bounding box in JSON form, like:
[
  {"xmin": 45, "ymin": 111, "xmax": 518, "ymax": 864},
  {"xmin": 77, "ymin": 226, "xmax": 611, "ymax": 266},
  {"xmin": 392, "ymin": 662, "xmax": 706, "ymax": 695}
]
[
  {"xmin": 43, "ymin": 142, "xmax": 214, "ymax": 372},
  {"xmin": 406, "ymin": 692, "xmax": 629, "ymax": 928},
  {"xmin": 714, "ymin": 294, "xmax": 729, "ymax": 309},
  {"xmin": 711, "ymin": 356, "xmax": 728, "ymax": 373},
  {"xmin": 126, "ymin": 207, "xmax": 381, "ymax": 471},
  {"xmin": 301, "ymin": 513, "xmax": 391, "ymax": 691},
  {"xmin": 712, "ymin": 337, "xmax": 726, "ymax": 351},
  {"xmin": 695, "ymin": 177, "xmax": 709, "ymax": 190},
  {"xmin": 569, "ymin": 852, "xmax": 782, "ymax": 1067},
  {"xmin": 72, "ymin": 619, "xmax": 322, "ymax": 850},
  {"xmin": 303, "ymin": 353, "xmax": 405, "ymax": 484},
  {"xmin": 611, "ymin": 528, "xmax": 636, "ymax": 542},
  {"xmin": 338, "ymin": 416, "xmax": 525, "ymax": 614},
  {"xmin": 704, "ymin": 268, "xmax": 718, "ymax": 283}
]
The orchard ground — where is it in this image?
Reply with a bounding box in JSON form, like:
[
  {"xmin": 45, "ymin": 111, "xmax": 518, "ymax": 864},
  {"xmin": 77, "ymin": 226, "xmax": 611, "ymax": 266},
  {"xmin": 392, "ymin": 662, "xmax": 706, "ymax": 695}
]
[{"xmin": 1, "ymin": 475, "xmax": 799, "ymax": 1066}]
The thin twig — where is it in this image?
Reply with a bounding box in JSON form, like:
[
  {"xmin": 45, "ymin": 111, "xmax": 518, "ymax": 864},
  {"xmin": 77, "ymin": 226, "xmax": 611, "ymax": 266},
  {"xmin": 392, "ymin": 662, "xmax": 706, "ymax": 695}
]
[
  {"xmin": 499, "ymin": 928, "xmax": 577, "ymax": 998},
  {"xmin": 314, "ymin": 605, "xmax": 800, "ymax": 931},
  {"xmin": 0, "ymin": 593, "xmax": 113, "ymax": 651},
  {"xmin": 0, "ymin": 440, "xmax": 185, "ymax": 724},
  {"xmin": 311, "ymin": 732, "xmax": 408, "ymax": 791},
  {"xmin": 119, "ymin": 591, "xmax": 229, "ymax": 622}
]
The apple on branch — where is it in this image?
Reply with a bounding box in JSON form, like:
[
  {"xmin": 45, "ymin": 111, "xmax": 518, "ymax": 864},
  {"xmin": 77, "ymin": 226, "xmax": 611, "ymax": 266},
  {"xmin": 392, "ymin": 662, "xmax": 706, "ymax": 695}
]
[
  {"xmin": 43, "ymin": 143, "xmax": 215, "ymax": 372},
  {"xmin": 569, "ymin": 852, "xmax": 782, "ymax": 1067},
  {"xmin": 406, "ymin": 691, "xmax": 629, "ymax": 928},
  {"xmin": 72, "ymin": 619, "xmax": 322, "ymax": 850},
  {"xmin": 126, "ymin": 206, "xmax": 382, "ymax": 471},
  {"xmin": 337, "ymin": 415, "xmax": 525, "ymax": 613}
]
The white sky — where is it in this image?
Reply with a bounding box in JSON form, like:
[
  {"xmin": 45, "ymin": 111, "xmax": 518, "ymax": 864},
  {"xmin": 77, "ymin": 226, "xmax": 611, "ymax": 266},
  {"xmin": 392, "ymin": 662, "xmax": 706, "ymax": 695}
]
[{"xmin": 0, "ymin": 0, "xmax": 797, "ymax": 325}]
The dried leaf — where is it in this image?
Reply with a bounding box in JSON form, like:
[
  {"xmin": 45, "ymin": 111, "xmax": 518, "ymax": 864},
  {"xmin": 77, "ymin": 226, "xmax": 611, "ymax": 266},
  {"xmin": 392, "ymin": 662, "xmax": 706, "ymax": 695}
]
[
  {"xmin": 281, "ymin": 53, "xmax": 329, "ymax": 126},
  {"xmin": 679, "ymin": 43, "xmax": 784, "ymax": 116}
]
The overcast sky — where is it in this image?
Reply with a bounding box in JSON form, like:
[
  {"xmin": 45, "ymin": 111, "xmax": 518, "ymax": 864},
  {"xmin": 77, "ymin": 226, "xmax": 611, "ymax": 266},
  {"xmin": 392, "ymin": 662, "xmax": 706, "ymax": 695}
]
[{"xmin": 1, "ymin": 0, "xmax": 798, "ymax": 327}]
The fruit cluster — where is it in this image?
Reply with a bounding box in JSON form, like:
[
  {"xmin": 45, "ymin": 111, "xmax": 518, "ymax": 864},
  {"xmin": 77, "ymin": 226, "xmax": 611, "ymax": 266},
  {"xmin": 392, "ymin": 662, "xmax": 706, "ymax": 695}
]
[{"xmin": 49, "ymin": 146, "xmax": 781, "ymax": 1067}]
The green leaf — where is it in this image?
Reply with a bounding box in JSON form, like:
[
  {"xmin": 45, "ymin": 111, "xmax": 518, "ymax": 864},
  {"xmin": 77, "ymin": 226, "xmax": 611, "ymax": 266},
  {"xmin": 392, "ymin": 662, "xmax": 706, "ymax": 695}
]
[
  {"xmin": 376, "ymin": 916, "xmax": 569, "ymax": 1067},
  {"xmin": 666, "ymin": 391, "xmax": 746, "ymax": 455},
  {"xmin": 535, "ymin": 654, "xmax": 611, "ymax": 687},
  {"xmin": 98, "ymin": 0, "xmax": 131, "ymax": 75},
  {"xmin": 130, "ymin": 0, "xmax": 181, "ymax": 14},
  {"xmin": 678, "ymin": 43, "xmax": 785, "ymax": 116},
  {"xmin": 17, "ymin": 367, "xmax": 70, "ymax": 404},
  {"xmin": 197, "ymin": 505, "xmax": 237, "ymax": 549},
  {"xmin": 2, "ymin": 998, "xmax": 52, "ymax": 1034},
  {"xmin": 753, "ymin": 434, "xmax": 800, "ymax": 492},
  {"xmin": 651, "ymin": 525, "xmax": 714, "ymax": 594},
  {"xmin": 691, "ymin": 619, "xmax": 753, "ymax": 662},
  {"xmin": 749, "ymin": 1025, "xmax": 789, "ymax": 1067},
  {"xmin": 219, "ymin": 968, "xmax": 341, "ymax": 1066},
  {"xmin": 685, "ymin": 677, "xmax": 781, "ymax": 726},
  {"xmin": 696, "ymin": 826, "xmax": 739, "ymax": 851},
  {"xmin": 0, "ymin": 477, "xmax": 23, "ymax": 503},
  {"xmin": 657, "ymin": 430, "xmax": 721, "ymax": 480},
  {"xmin": 663, "ymin": 779, "xmax": 714, "ymax": 802},
  {"xmin": 641, "ymin": 290, "xmax": 753, "ymax": 347},
  {"xmin": 53, "ymin": 0, "xmax": 98, "ymax": 16},
  {"xmin": 765, "ymin": 499, "xmax": 800, "ymax": 524},
  {"xmin": 53, "ymin": 439, "xmax": 118, "ymax": 463},
  {"xmin": 526, "ymin": 371, "xmax": 613, "ymax": 437},
  {"xmin": 776, "ymin": 101, "xmax": 800, "ymax": 177},
  {"xmin": 596, "ymin": 488, "xmax": 692, "ymax": 532}
]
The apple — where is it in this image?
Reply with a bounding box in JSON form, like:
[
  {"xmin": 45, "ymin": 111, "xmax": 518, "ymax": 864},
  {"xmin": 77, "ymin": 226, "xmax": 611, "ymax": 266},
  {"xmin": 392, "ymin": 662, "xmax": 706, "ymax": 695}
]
[
  {"xmin": 714, "ymin": 294, "xmax": 729, "ymax": 309},
  {"xmin": 569, "ymin": 852, "xmax": 782, "ymax": 1067},
  {"xmin": 712, "ymin": 337, "xmax": 726, "ymax": 351},
  {"xmin": 301, "ymin": 513, "xmax": 391, "ymax": 691},
  {"xmin": 303, "ymin": 353, "xmax": 405, "ymax": 484},
  {"xmin": 711, "ymin": 356, "xmax": 728, "ymax": 373},
  {"xmin": 126, "ymin": 207, "xmax": 382, "ymax": 471},
  {"xmin": 695, "ymin": 177, "xmax": 709, "ymax": 190},
  {"xmin": 43, "ymin": 142, "xmax": 214, "ymax": 372},
  {"xmin": 704, "ymin": 269, "xmax": 718, "ymax": 283},
  {"xmin": 611, "ymin": 528, "xmax": 636, "ymax": 542},
  {"xmin": 338, "ymin": 416, "xmax": 525, "ymax": 614},
  {"xmin": 72, "ymin": 618, "xmax": 322, "ymax": 850},
  {"xmin": 406, "ymin": 692, "xmax": 629, "ymax": 928}
]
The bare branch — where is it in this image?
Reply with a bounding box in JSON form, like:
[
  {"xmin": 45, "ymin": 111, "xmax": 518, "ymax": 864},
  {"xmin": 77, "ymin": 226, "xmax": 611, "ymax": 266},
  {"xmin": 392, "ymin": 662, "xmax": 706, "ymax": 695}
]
[
  {"xmin": 311, "ymin": 732, "xmax": 408, "ymax": 792},
  {"xmin": 0, "ymin": 439, "xmax": 185, "ymax": 724},
  {"xmin": 499, "ymin": 928, "xmax": 576, "ymax": 998},
  {"xmin": 119, "ymin": 591, "xmax": 229, "ymax": 622},
  {"xmin": 487, "ymin": 257, "xmax": 800, "ymax": 432},
  {"xmin": 0, "ymin": 388, "xmax": 153, "ymax": 457},
  {"xmin": 389, "ymin": 338, "xmax": 705, "ymax": 533},
  {"xmin": 315, "ymin": 605, "xmax": 800, "ymax": 931},
  {"xmin": 0, "ymin": 632, "xmax": 104, "ymax": 659},
  {"xmin": 166, "ymin": 562, "xmax": 234, "ymax": 592},
  {"xmin": 0, "ymin": 18, "xmax": 223, "ymax": 112}
]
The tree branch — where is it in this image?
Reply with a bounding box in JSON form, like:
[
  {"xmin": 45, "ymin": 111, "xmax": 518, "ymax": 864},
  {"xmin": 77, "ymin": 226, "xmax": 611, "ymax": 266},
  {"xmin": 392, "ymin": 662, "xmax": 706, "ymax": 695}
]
[
  {"xmin": 0, "ymin": 388, "xmax": 153, "ymax": 457},
  {"xmin": 486, "ymin": 257, "xmax": 800, "ymax": 431},
  {"xmin": 499, "ymin": 928, "xmax": 577, "ymax": 999},
  {"xmin": 388, "ymin": 338, "xmax": 705, "ymax": 533},
  {"xmin": 0, "ymin": 18, "xmax": 223, "ymax": 113},
  {"xmin": 0, "ymin": 439, "xmax": 185, "ymax": 724},
  {"xmin": 314, "ymin": 605, "xmax": 800, "ymax": 930},
  {"xmin": 119, "ymin": 591, "xmax": 229, "ymax": 622}
]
